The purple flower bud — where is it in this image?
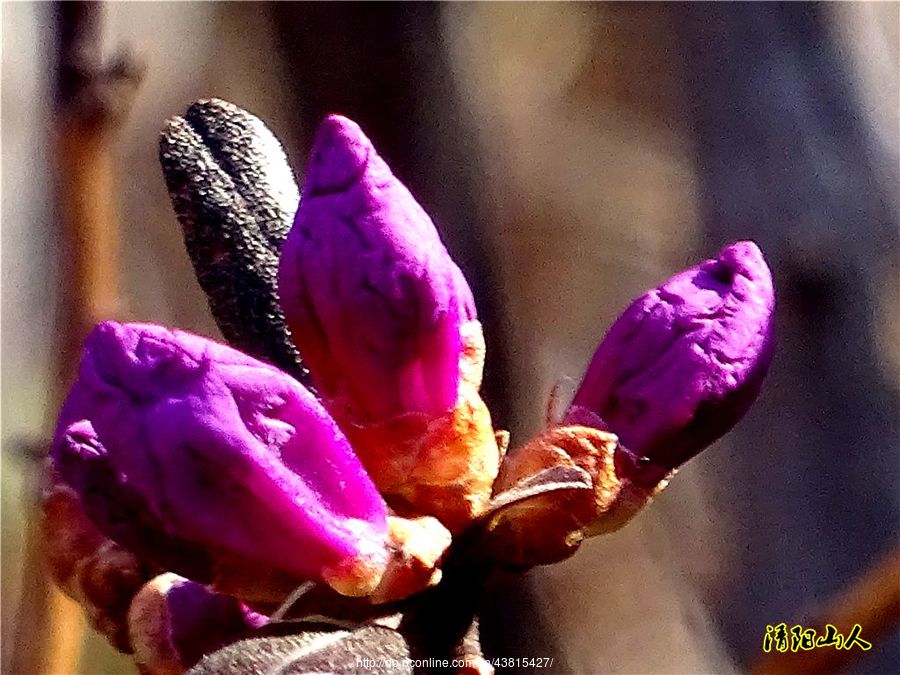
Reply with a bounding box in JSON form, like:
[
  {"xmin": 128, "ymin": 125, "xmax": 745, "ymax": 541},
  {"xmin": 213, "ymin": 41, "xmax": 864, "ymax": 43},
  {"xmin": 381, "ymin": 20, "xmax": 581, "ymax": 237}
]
[
  {"xmin": 566, "ymin": 241, "xmax": 775, "ymax": 471},
  {"xmin": 53, "ymin": 321, "xmax": 390, "ymax": 598},
  {"xmin": 128, "ymin": 572, "xmax": 267, "ymax": 675},
  {"xmin": 277, "ymin": 116, "xmax": 500, "ymax": 530},
  {"xmin": 278, "ymin": 114, "xmax": 476, "ymax": 423}
]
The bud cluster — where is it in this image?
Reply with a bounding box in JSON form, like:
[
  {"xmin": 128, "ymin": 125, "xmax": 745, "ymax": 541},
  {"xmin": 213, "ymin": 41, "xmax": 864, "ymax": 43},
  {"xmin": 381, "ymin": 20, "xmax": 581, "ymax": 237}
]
[{"xmin": 42, "ymin": 99, "xmax": 775, "ymax": 674}]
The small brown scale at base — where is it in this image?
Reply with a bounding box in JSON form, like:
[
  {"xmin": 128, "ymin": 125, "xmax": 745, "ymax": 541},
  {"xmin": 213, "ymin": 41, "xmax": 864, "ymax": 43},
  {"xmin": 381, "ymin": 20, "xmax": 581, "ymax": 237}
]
[
  {"xmin": 41, "ymin": 471, "xmax": 154, "ymax": 653},
  {"xmin": 483, "ymin": 426, "xmax": 670, "ymax": 568}
]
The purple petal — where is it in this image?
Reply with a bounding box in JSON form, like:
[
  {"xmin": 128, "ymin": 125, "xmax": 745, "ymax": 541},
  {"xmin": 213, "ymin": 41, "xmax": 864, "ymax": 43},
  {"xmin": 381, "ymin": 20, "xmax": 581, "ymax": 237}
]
[
  {"xmin": 53, "ymin": 322, "xmax": 389, "ymax": 594},
  {"xmin": 278, "ymin": 115, "xmax": 476, "ymax": 422},
  {"xmin": 54, "ymin": 420, "xmax": 218, "ymax": 582},
  {"xmin": 567, "ymin": 241, "xmax": 776, "ymax": 469},
  {"xmin": 129, "ymin": 572, "xmax": 267, "ymax": 673}
]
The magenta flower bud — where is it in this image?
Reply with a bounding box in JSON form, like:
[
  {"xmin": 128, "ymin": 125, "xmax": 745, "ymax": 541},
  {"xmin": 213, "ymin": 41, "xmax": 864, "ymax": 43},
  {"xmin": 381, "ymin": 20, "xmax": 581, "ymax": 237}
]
[
  {"xmin": 566, "ymin": 241, "xmax": 775, "ymax": 472},
  {"xmin": 277, "ymin": 116, "xmax": 500, "ymax": 530},
  {"xmin": 278, "ymin": 114, "xmax": 477, "ymax": 423},
  {"xmin": 52, "ymin": 321, "xmax": 390, "ymax": 598}
]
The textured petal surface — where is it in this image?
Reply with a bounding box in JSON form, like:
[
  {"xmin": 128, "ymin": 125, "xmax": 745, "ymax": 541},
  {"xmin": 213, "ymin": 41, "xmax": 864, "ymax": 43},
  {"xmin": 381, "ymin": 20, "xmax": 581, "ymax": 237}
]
[
  {"xmin": 567, "ymin": 241, "xmax": 776, "ymax": 469},
  {"xmin": 278, "ymin": 115, "xmax": 475, "ymax": 421},
  {"xmin": 53, "ymin": 322, "xmax": 389, "ymax": 595}
]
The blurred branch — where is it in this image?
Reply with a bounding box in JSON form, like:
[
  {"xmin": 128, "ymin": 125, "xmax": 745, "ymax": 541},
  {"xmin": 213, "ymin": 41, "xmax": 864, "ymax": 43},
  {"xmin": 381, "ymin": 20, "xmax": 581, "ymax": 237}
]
[
  {"xmin": 55, "ymin": 0, "xmax": 143, "ymax": 370},
  {"xmin": 8, "ymin": 3, "xmax": 143, "ymax": 674}
]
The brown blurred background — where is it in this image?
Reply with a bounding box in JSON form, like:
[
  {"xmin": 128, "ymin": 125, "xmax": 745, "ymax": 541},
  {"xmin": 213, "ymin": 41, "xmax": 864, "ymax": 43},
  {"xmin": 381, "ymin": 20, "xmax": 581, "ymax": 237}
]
[{"xmin": 2, "ymin": 3, "xmax": 898, "ymax": 674}]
